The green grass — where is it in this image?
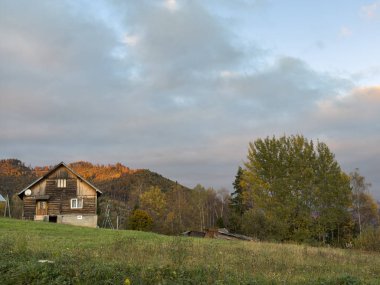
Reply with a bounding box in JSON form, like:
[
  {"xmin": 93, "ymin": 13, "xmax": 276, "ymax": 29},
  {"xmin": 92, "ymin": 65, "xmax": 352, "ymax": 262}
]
[{"xmin": 0, "ymin": 218, "xmax": 379, "ymax": 284}]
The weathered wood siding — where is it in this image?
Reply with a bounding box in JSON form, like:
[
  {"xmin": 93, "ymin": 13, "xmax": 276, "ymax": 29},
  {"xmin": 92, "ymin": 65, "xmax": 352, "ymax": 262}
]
[
  {"xmin": 77, "ymin": 180, "xmax": 95, "ymax": 196},
  {"xmin": 23, "ymin": 197, "xmax": 36, "ymax": 219},
  {"xmin": 22, "ymin": 165, "xmax": 98, "ymax": 218},
  {"xmin": 31, "ymin": 180, "xmax": 46, "ymax": 196},
  {"xmin": 61, "ymin": 196, "xmax": 97, "ymax": 214}
]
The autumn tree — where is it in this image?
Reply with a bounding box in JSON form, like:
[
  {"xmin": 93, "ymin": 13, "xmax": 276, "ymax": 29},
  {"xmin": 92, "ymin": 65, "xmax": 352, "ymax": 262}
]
[
  {"xmin": 216, "ymin": 188, "xmax": 229, "ymax": 228},
  {"xmin": 164, "ymin": 185, "xmax": 190, "ymax": 234},
  {"xmin": 350, "ymin": 170, "xmax": 378, "ymax": 235},
  {"xmin": 354, "ymin": 193, "xmax": 379, "ymax": 227},
  {"xmin": 192, "ymin": 184, "xmax": 208, "ymax": 231},
  {"xmin": 140, "ymin": 186, "xmax": 167, "ymax": 219},
  {"xmin": 140, "ymin": 186, "xmax": 167, "ymax": 231}
]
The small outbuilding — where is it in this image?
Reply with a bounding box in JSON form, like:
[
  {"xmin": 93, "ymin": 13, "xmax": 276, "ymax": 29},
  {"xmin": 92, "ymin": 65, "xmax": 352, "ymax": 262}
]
[
  {"xmin": 18, "ymin": 162, "xmax": 102, "ymax": 228},
  {"xmin": 182, "ymin": 230, "xmax": 206, "ymax": 238},
  {"xmin": 183, "ymin": 228, "xmax": 253, "ymax": 241}
]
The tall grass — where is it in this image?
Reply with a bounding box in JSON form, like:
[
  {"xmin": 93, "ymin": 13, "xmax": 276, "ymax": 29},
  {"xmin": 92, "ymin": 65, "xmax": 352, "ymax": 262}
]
[{"xmin": 0, "ymin": 218, "xmax": 379, "ymax": 284}]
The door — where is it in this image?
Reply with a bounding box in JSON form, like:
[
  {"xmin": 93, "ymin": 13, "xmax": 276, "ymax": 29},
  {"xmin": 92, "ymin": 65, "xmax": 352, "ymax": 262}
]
[{"xmin": 36, "ymin": 201, "xmax": 48, "ymax": 215}]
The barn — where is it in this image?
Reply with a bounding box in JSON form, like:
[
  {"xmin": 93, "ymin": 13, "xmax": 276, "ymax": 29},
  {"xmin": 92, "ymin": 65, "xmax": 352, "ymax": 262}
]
[{"xmin": 18, "ymin": 162, "xmax": 102, "ymax": 228}]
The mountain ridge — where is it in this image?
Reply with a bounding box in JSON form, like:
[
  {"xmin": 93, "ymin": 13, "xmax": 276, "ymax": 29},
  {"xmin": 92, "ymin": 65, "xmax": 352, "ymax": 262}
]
[{"xmin": 0, "ymin": 158, "xmax": 190, "ymax": 220}]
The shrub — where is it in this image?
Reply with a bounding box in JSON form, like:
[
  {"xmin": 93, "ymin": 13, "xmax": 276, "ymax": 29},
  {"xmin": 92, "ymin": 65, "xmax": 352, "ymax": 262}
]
[
  {"xmin": 128, "ymin": 209, "xmax": 153, "ymax": 231},
  {"xmin": 354, "ymin": 227, "xmax": 380, "ymax": 252}
]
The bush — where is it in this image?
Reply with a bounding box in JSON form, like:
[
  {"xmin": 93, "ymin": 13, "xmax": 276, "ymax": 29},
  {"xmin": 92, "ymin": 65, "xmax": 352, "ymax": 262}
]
[
  {"xmin": 128, "ymin": 209, "xmax": 153, "ymax": 231},
  {"xmin": 354, "ymin": 227, "xmax": 380, "ymax": 252}
]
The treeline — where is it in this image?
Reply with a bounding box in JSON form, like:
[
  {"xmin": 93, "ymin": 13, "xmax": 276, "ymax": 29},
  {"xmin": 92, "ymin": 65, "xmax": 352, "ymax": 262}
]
[
  {"xmin": 0, "ymin": 159, "xmax": 230, "ymax": 234},
  {"xmin": 103, "ymin": 184, "xmax": 229, "ymax": 234},
  {"xmin": 104, "ymin": 135, "xmax": 380, "ymax": 248},
  {"xmin": 1, "ymin": 134, "xmax": 380, "ymax": 250}
]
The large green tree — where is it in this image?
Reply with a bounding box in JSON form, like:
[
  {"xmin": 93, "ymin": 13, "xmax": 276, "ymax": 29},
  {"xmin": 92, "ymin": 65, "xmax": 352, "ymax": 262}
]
[{"xmin": 241, "ymin": 135, "xmax": 352, "ymax": 243}]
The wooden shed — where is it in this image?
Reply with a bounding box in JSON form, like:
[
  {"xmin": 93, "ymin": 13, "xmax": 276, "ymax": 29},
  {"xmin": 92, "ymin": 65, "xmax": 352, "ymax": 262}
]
[{"xmin": 18, "ymin": 162, "xmax": 102, "ymax": 228}]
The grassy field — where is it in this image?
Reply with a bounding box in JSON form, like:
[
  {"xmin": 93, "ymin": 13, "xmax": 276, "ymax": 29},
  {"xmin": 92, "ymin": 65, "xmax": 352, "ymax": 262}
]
[{"xmin": 0, "ymin": 218, "xmax": 379, "ymax": 284}]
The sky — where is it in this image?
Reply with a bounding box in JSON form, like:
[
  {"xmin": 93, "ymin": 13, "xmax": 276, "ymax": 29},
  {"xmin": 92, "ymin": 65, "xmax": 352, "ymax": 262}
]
[{"xmin": 1, "ymin": 0, "xmax": 380, "ymax": 198}]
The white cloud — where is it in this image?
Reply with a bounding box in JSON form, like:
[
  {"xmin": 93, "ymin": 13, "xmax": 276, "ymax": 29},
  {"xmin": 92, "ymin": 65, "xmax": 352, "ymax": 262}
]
[
  {"xmin": 361, "ymin": 2, "xmax": 380, "ymax": 20},
  {"xmin": 220, "ymin": 70, "xmax": 239, "ymax": 78},
  {"xmin": 122, "ymin": 34, "xmax": 139, "ymax": 46},
  {"xmin": 339, "ymin": 26, "xmax": 352, "ymax": 38},
  {"xmin": 164, "ymin": 0, "xmax": 178, "ymax": 12}
]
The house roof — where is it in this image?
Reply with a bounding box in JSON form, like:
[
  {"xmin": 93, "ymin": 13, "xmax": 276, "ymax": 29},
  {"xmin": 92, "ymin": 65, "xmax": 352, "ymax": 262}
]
[{"xmin": 18, "ymin": 162, "xmax": 102, "ymax": 198}]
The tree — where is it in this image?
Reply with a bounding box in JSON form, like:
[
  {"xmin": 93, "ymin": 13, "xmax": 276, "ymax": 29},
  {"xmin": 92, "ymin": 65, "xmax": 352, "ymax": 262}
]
[
  {"xmin": 230, "ymin": 167, "xmax": 245, "ymax": 215},
  {"xmin": 139, "ymin": 186, "xmax": 167, "ymax": 232},
  {"xmin": 313, "ymin": 142, "xmax": 352, "ymax": 244},
  {"xmin": 216, "ymin": 188, "xmax": 229, "ymax": 228},
  {"xmin": 140, "ymin": 186, "xmax": 167, "ymax": 219},
  {"xmin": 355, "ymin": 193, "xmax": 379, "ymax": 227},
  {"xmin": 128, "ymin": 209, "xmax": 153, "ymax": 231},
  {"xmin": 192, "ymin": 184, "xmax": 207, "ymax": 231},
  {"xmin": 241, "ymin": 135, "xmax": 352, "ymax": 243},
  {"xmin": 229, "ymin": 167, "xmax": 246, "ymax": 232},
  {"xmin": 350, "ymin": 169, "xmax": 373, "ymax": 236}
]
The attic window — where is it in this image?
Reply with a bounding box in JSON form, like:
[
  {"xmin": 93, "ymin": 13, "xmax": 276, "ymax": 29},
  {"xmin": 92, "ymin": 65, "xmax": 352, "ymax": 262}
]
[
  {"xmin": 71, "ymin": 198, "xmax": 83, "ymax": 209},
  {"xmin": 57, "ymin": 179, "xmax": 66, "ymax": 188}
]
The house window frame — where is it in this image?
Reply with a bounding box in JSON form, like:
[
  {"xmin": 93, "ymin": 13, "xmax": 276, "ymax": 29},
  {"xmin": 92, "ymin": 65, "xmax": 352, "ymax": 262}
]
[
  {"xmin": 70, "ymin": 198, "xmax": 83, "ymax": 209},
  {"xmin": 57, "ymin": 179, "xmax": 67, "ymax": 188}
]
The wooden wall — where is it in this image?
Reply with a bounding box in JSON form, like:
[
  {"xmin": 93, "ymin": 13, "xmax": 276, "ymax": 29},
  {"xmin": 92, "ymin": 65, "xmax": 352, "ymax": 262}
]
[
  {"xmin": 22, "ymin": 166, "xmax": 98, "ymax": 218},
  {"xmin": 23, "ymin": 197, "xmax": 36, "ymax": 219},
  {"xmin": 61, "ymin": 196, "xmax": 97, "ymax": 215}
]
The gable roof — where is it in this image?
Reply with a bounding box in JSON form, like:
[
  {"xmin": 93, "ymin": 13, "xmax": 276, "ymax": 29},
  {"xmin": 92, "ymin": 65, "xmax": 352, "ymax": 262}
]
[{"xmin": 18, "ymin": 162, "xmax": 102, "ymax": 198}]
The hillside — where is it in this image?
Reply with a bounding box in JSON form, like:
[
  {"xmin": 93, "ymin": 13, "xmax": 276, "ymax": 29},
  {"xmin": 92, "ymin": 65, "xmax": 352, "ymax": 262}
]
[
  {"xmin": 0, "ymin": 159, "xmax": 229, "ymax": 236},
  {"xmin": 1, "ymin": 218, "xmax": 379, "ymax": 284},
  {"xmin": 0, "ymin": 159, "xmax": 190, "ymax": 223},
  {"xmin": 0, "ymin": 159, "xmax": 37, "ymax": 197},
  {"xmin": 0, "ymin": 159, "xmax": 188, "ymax": 195}
]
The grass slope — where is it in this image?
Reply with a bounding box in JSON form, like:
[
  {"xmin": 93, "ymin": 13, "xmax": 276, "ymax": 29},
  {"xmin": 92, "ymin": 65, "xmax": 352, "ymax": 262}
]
[{"xmin": 0, "ymin": 218, "xmax": 379, "ymax": 285}]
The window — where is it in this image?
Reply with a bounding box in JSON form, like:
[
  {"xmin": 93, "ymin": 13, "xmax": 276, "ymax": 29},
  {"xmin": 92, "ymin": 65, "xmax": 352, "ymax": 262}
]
[
  {"xmin": 70, "ymin": 198, "xmax": 83, "ymax": 209},
  {"xmin": 57, "ymin": 179, "xmax": 66, "ymax": 188}
]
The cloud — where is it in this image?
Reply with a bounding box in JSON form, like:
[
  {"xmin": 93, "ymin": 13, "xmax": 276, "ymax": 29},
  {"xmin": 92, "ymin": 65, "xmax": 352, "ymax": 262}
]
[
  {"xmin": 361, "ymin": 2, "xmax": 380, "ymax": 20},
  {"xmin": 122, "ymin": 34, "xmax": 139, "ymax": 46},
  {"xmin": 339, "ymin": 26, "xmax": 353, "ymax": 38},
  {"xmin": 317, "ymin": 86, "xmax": 380, "ymax": 120},
  {"xmin": 164, "ymin": 0, "xmax": 178, "ymax": 12},
  {"xmin": 126, "ymin": 1, "xmax": 243, "ymax": 78},
  {"xmin": 1, "ymin": 1, "xmax": 380, "ymax": 198}
]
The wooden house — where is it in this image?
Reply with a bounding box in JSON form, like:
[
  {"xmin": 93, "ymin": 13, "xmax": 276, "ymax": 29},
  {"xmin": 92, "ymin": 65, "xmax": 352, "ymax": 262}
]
[{"xmin": 18, "ymin": 162, "xmax": 102, "ymax": 228}]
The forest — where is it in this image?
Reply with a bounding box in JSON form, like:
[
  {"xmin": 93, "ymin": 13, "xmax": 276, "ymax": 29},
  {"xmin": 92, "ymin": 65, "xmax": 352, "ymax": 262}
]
[{"xmin": 0, "ymin": 135, "xmax": 379, "ymax": 250}]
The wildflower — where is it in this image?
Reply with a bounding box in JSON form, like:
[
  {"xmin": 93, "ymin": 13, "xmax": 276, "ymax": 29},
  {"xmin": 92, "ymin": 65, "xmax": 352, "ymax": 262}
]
[{"xmin": 124, "ymin": 278, "xmax": 131, "ymax": 285}]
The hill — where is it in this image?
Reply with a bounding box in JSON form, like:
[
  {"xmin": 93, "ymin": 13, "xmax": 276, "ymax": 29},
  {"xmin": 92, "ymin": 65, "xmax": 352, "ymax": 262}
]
[
  {"xmin": 0, "ymin": 159, "xmax": 37, "ymax": 197},
  {"xmin": 0, "ymin": 218, "xmax": 379, "ymax": 284},
  {"xmin": 0, "ymin": 159, "xmax": 228, "ymax": 236},
  {"xmin": 0, "ymin": 159, "xmax": 188, "ymax": 196},
  {"xmin": 0, "ymin": 159, "xmax": 190, "ymax": 224}
]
